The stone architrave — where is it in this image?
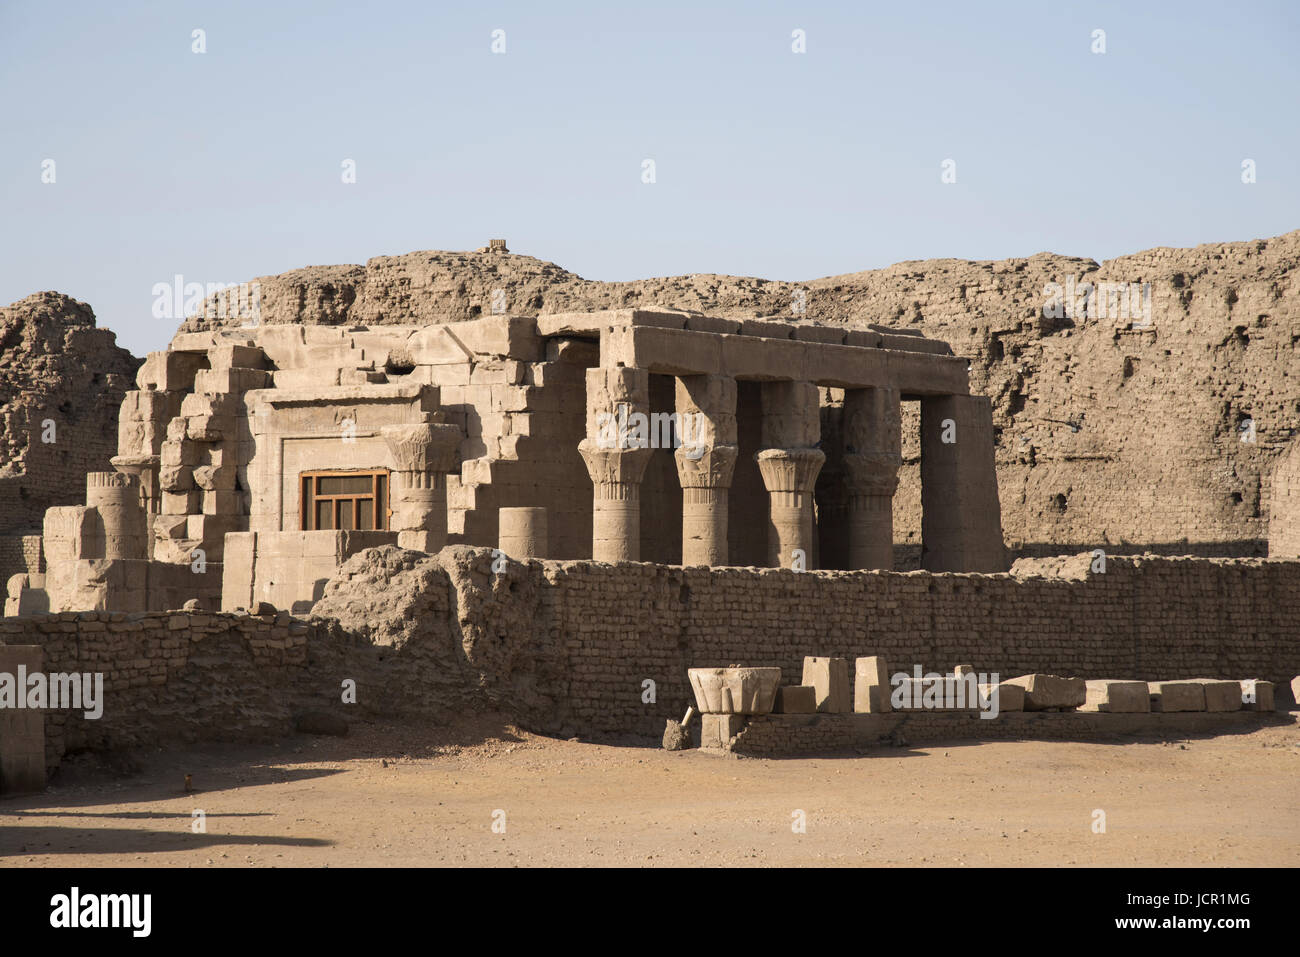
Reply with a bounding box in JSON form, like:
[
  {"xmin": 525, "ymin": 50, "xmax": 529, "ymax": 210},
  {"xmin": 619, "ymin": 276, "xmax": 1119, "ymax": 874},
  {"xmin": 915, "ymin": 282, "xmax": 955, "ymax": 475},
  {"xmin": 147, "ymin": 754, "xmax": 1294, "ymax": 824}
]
[{"xmin": 381, "ymin": 419, "xmax": 462, "ymax": 552}]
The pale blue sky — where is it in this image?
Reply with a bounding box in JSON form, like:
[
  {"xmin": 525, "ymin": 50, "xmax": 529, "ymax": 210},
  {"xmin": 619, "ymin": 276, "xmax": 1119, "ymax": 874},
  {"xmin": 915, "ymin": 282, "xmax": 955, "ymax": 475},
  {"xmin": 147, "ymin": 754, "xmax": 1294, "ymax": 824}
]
[{"xmin": 2, "ymin": 0, "xmax": 1296, "ymax": 356}]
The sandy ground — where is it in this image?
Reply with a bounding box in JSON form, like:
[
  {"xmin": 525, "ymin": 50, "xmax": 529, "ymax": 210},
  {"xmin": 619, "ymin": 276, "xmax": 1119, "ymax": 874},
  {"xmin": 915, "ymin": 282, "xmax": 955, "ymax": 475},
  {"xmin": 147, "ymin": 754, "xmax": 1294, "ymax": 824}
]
[{"xmin": 2, "ymin": 714, "xmax": 1297, "ymax": 867}]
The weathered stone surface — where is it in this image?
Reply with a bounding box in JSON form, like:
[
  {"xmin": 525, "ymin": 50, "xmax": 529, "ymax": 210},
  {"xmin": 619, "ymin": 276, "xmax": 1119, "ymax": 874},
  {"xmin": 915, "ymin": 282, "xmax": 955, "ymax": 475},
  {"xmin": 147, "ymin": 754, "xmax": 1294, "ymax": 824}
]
[
  {"xmin": 1191, "ymin": 679, "xmax": 1243, "ymax": 712},
  {"xmin": 700, "ymin": 712, "xmax": 746, "ymax": 749},
  {"xmin": 661, "ymin": 718, "xmax": 690, "ymax": 751},
  {"xmin": 1005, "ymin": 674, "xmax": 1086, "ymax": 711},
  {"xmin": 802, "ymin": 656, "xmax": 850, "ymax": 713},
  {"xmin": 1081, "ymin": 679, "xmax": 1151, "ymax": 713},
  {"xmin": 687, "ymin": 667, "xmax": 781, "ymax": 715},
  {"xmin": 1239, "ymin": 679, "xmax": 1274, "ymax": 712},
  {"xmin": 1148, "ymin": 680, "xmax": 1206, "ymax": 713},
  {"xmin": 853, "ymin": 656, "xmax": 891, "ymax": 713}
]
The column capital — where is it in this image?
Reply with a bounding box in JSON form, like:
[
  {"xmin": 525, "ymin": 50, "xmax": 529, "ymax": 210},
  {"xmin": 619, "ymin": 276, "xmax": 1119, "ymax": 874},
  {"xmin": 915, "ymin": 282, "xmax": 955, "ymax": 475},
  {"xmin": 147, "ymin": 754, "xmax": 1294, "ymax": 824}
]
[
  {"xmin": 674, "ymin": 444, "xmax": 738, "ymax": 490},
  {"xmin": 578, "ymin": 440, "xmax": 654, "ymax": 489},
  {"xmin": 756, "ymin": 447, "xmax": 825, "ymax": 494},
  {"xmin": 381, "ymin": 422, "xmax": 462, "ymax": 474}
]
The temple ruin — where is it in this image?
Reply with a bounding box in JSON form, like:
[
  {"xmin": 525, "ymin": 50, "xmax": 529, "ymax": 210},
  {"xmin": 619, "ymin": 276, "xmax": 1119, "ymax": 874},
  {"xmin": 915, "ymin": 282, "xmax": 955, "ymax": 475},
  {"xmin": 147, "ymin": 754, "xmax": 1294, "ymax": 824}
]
[{"xmin": 7, "ymin": 308, "xmax": 1005, "ymax": 617}]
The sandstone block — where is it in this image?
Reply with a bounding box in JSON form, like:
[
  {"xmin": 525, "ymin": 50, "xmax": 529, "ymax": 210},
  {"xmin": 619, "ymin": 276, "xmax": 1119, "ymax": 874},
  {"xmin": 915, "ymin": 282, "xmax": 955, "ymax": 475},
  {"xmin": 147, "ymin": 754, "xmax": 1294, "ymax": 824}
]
[
  {"xmin": 979, "ymin": 681, "xmax": 1025, "ymax": 712},
  {"xmin": 1148, "ymin": 680, "xmax": 1206, "ymax": 713},
  {"xmin": 700, "ymin": 713, "xmax": 745, "ymax": 749},
  {"xmin": 802, "ymin": 656, "xmax": 850, "ymax": 713},
  {"xmin": 1081, "ymin": 679, "xmax": 1151, "ymax": 713},
  {"xmin": 1005, "ymin": 674, "xmax": 1086, "ymax": 710},
  {"xmin": 1191, "ymin": 679, "xmax": 1243, "ymax": 712},
  {"xmin": 1240, "ymin": 679, "xmax": 1274, "ymax": 712},
  {"xmin": 853, "ymin": 656, "xmax": 891, "ymax": 713}
]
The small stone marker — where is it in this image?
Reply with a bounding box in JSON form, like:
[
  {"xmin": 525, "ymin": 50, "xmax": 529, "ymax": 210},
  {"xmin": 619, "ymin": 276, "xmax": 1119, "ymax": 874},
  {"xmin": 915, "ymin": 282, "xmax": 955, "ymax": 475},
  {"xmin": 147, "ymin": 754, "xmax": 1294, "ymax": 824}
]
[
  {"xmin": 802, "ymin": 656, "xmax": 850, "ymax": 713},
  {"xmin": 853, "ymin": 656, "xmax": 891, "ymax": 713}
]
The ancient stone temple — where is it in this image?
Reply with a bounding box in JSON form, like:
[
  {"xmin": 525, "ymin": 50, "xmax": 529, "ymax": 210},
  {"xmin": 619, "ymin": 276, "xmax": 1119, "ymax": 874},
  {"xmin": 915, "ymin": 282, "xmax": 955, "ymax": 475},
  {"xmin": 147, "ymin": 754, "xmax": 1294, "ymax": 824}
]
[{"xmin": 6, "ymin": 308, "xmax": 1005, "ymax": 617}]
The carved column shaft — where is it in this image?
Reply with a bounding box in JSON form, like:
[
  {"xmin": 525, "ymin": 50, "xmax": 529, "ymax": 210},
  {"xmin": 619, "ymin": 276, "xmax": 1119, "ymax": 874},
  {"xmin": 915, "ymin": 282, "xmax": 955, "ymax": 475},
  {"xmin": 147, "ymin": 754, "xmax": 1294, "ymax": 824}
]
[
  {"xmin": 675, "ymin": 374, "xmax": 738, "ymax": 567},
  {"xmin": 841, "ymin": 387, "xmax": 902, "ymax": 570}
]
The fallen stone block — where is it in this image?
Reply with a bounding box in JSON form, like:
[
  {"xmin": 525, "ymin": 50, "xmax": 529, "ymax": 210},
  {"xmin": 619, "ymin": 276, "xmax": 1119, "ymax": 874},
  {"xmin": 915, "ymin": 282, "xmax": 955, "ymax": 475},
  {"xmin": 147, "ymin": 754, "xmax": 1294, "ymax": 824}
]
[
  {"xmin": 1240, "ymin": 679, "xmax": 1274, "ymax": 712},
  {"xmin": 1191, "ymin": 679, "xmax": 1243, "ymax": 712},
  {"xmin": 775, "ymin": 685, "xmax": 817, "ymax": 714},
  {"xmin": 802, "ymin": 656, "xmax": 850, "ymax": 713},
  {"xmin": 894, "ymin": 676, "xmax": 983, "ymax": 711},
  {"xmin": 853, "ymin": 656, "xmax": 891, "ymax": 713},
  {"xmin": 1148, "ymin": 681, "xmax": 1206, "ymax": 713},
  {"xmin": 1081, "ymin": 679, "xmax": 1151, "ymax": 713},
  {"xmin": 700, "ymin": 713, "xmax": 746, "ymax": 749},
  {"xmin": 1005, "ymin": 674, "xmax": 1086, "ymax": 711},
  {"xmin": 979, "ymin": 681, "xmax": 1024, "ymax": 713}
]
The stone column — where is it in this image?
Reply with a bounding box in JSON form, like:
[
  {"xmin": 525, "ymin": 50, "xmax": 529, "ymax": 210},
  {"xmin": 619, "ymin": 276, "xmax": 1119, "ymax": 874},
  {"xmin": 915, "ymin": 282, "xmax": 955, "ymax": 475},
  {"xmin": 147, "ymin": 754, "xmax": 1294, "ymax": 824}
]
[
  {"xmin": 85, "ymin": 471, "xmax": 146, "ymax": 560},
  {"xmin": 111, "ymin": 454, "xmax": 161, "ymax": 559},
  {"xmin": 920, "ymin": 393, "xmax": 1007, "ymax": 572},
  {"xmin": 757, "ymin": 381, "xmax": 825, "ymax": 569},
  {"xmin": 842, "ymin": 387, "xmax": 902, "ymax": 570},
  {"xmin": 381, "ymin": 418, "xmax": 463, "ymax": 552},
  {"xmin": 499, "ymin": 507, "xmax": 548, "ymax": 559},
  {"xmin": 579, "ymin": 366, "xmax": 654, "ymax": 563},
  {"xmin": 579, "ymin": 443, "xmax": 653, "ymax": 562},
  {"xmin": 674, "ymin": 374, "xmax": 738, "ymax": 567}
]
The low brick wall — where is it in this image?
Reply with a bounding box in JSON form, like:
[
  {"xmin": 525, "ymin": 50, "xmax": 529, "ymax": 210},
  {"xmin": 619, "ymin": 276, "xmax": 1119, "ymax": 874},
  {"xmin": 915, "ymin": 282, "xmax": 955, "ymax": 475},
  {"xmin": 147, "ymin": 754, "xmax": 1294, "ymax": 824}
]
[
  {"xmin": 2, "ymin": 550, "xmax": 1298, "ymax": 768},
  {"xmin": 535, "ymin": 554, "xmax": 1300, "ymax": 738}
]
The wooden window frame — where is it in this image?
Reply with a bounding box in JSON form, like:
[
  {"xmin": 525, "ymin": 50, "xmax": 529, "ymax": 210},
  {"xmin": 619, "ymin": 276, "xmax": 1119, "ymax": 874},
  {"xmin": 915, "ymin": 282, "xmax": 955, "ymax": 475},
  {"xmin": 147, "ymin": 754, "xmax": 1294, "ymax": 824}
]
[{"xmin": 299, "ymin": 469, "xmax": 389, "ymax": 531}]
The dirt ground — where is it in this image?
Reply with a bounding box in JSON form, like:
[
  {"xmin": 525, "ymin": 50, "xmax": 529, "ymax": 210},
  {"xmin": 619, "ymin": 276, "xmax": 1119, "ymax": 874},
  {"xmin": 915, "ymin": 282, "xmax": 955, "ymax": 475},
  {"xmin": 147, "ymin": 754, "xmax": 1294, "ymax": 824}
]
[{"xmin": 2, "ymin": 714, "xmax": 1297, "ymax": 867}]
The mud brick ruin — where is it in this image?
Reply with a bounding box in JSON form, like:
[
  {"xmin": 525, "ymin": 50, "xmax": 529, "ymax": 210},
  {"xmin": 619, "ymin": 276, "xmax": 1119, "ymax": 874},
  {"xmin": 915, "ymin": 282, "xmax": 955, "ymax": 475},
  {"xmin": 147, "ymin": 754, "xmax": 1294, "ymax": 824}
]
[{"xmin": 7, "ymin": 307, "xmax": 1005, "ymax": 617}]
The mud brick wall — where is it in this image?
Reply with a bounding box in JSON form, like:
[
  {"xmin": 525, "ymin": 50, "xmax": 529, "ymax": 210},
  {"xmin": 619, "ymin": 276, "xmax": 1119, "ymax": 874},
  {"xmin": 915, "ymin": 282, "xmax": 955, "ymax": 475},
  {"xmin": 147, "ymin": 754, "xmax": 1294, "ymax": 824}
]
[
  {"xmin": 3, "ymin": 551, "xmax": 1298, "ymax": 762},
  {"xmin": 531, "ymin": 554, "xmax": 1300, "ymax": 738},
  {"xmin": 0, "ymin": 573, "xmax": 476, "ymax": 770}
]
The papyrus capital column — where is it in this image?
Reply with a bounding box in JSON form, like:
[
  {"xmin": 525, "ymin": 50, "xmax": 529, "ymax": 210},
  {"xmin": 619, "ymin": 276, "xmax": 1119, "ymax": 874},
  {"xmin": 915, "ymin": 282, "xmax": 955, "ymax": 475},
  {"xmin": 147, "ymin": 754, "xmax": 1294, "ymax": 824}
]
[
  {"xmin": 675, "ymin": 444, "xmax": 738, "ymax": 566},
  {"xmin": 757, "ymin": 380, "xmax": 824, "ymax": 569},
  {"xmin": 756, "ymin": 447, "xmax": 825, "ymax": 568},
  {"xmin": 382, "ymin": 419, "xmax": 462, "ymax": 552},
  {"xmin": 582, "ymin": 366, "xmax": 653, "ymax": 562},
  {"xmin": 579, "ymin": 441, "xmax": 653, "ymax": 562}
]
